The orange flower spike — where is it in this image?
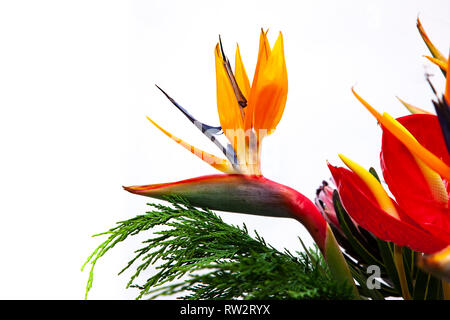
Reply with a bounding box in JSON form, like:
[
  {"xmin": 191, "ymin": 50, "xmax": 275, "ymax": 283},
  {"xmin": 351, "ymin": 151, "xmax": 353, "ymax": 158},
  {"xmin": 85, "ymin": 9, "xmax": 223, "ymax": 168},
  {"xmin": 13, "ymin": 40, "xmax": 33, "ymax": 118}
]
[
  {"xmin": 352, "ymin": 88, "xmax": 450, "ymax": 182},
  {"xmin": 258, "ymin": 32, "xmax": 288, "ymax": 132},
  {"xmin": 244, "ymin": 29, "xmax": 271, "ymax": 131},
  {"xmin": 245, "ymin": 32, "xmax": 288, "ymax": 135},
  {"xmin": 250, "ymin": 29, "xmax": 271, "ymax": 91},
  {"xmin": 417, "ymin": 18, "xmax": 448, "ymax": 65},
  {"xmin": 424, "ymin": 55, "xmax": 448, "ymax": 74},
  {"xmin": 351, "ymin": 87, "xmax": 383, "ymax": 122},
  {"xmin": 234, "ymin": 44, "xmax": 251, "ymax": 101},
  {"xmin": 214, "ymin": 44, "xmax": 245, "ymax": 140}
]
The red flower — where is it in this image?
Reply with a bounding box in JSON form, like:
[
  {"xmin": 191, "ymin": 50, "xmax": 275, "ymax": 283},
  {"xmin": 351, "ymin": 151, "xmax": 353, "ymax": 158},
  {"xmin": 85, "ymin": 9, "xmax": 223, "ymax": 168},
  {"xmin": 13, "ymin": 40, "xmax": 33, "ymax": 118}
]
[
  {"xmin": 331, "ymin": 18, "xmax": 450, "ymax": 282},
  {"xmin": 380, "ymin": 114, "xmax": 450, "ymax": 244},
  {"xmin": 329, "ymin": 95, "xmax": 450, "ymax": 254},
  {"xmin": 328, "ymin": 159, "xmax": 447, "ymax": 255}
]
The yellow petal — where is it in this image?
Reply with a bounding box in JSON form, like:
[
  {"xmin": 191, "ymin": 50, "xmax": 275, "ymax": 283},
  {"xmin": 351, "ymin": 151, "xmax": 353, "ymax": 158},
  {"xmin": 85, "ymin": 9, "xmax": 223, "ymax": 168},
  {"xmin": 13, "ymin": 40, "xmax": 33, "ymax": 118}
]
[
  {"xmin": 396, "ymin": 96, "xmax": 433, "ymax": 115},
  {"xmin": 234, "ymin": 44, "xmax": 251, "ymax": 100},
  {"xmin": 338, "ymin": 154, "xmax": 400, "ymax": 219},
  {"xmin": 146, "ymin": 116, "xmax": 236, "ymax": 174}
]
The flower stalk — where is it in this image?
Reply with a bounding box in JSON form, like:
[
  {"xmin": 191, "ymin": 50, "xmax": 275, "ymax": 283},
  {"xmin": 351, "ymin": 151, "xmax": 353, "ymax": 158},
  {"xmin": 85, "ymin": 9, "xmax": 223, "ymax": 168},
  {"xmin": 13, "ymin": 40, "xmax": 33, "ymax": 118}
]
[
  {"xmin": 443, "ymin": 281, "xmax": 450, "ymax": 300},
  {"xmin": 393, "ymin": 244, "xmax": 411, "ymax": 300}
]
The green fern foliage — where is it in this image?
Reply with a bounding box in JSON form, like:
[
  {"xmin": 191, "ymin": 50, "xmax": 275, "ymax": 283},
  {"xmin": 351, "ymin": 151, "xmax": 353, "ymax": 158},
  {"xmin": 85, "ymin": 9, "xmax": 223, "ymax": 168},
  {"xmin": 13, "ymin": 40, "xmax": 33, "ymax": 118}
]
[{"xmin": 82, "ymin": 196, "xmax": 354, "ymax": 300}]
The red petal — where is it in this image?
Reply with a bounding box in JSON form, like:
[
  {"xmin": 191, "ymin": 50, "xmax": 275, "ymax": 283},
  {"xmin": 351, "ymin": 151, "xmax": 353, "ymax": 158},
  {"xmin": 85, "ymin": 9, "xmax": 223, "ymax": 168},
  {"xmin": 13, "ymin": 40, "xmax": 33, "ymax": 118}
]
[
  {"xmin": 381, "ymin": 114, "xmax": 450, "ymax": 243},
  {"xmin": 328, "ymin": 164, "xmax": 447, "ymax": 254}
]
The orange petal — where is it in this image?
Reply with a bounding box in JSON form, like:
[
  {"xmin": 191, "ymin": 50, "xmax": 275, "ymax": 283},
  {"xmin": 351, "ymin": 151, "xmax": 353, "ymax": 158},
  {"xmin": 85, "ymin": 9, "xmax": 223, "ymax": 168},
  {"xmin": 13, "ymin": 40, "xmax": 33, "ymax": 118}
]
[
  {"xmin": 234, "ymin": 43, "xmax": 251, "ymax": 100},
  {"xmin": 146, "ymin": 116, "xmax": 236, "ymax": 174},
  {"xmin": 353, "ymin": 88, "xmax": 450, "ymax": 184},
  {"xmin": 245, "ymin": 32, "xmax": 288, "ymax": 133},
  {"xmin": 251, "ymin": 29, "xmax": 271, "ymax": 90},
  {"xmin": 351, "ymin": 87, "xmax": 383, "ymax": 122},
  {"xmin": 424, "ymin": 55, "xmax": 448, "ymax": 73},
  {"xmin": 214, "ymin": 44, "xmax": 244, "ymax": 142},
  {"xmin": 244, "ymin": 30, "xmax": 271, "ymax": 130},
  {"xmin": 417, "ymin": 18, "xmax": 448, "ymax": 64}
]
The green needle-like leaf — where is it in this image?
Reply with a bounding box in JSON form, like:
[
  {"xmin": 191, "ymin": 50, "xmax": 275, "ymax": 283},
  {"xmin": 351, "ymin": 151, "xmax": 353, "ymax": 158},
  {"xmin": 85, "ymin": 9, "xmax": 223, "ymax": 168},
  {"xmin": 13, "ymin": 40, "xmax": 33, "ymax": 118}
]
[{"xmin": 82, "ymin": 196, "xmax": 354, "ymax": 300}]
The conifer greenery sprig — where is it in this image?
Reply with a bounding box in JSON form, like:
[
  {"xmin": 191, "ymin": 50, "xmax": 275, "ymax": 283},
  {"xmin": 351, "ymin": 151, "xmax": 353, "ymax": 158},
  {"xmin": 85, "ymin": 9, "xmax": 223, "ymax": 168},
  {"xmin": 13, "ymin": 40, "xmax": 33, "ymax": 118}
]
[{"xmin": 82, "ymin": 196, "xmax": 354, "ymax": 300}]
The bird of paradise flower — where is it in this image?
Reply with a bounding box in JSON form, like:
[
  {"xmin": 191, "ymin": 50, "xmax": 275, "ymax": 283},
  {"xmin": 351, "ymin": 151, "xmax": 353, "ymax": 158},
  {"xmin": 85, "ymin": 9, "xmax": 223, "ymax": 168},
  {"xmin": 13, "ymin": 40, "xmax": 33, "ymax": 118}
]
[{"xmin": 124, "ymin": 30, "xmax": 359, "ymax": 297}]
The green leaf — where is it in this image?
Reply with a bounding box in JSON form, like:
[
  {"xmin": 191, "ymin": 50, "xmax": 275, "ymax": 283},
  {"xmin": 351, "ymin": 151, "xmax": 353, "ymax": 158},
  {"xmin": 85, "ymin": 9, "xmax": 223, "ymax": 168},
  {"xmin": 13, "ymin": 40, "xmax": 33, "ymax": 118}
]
[
  {"xmin": 376, "ymin": 240, "xmax": 402, "ymax": 295},
  {"xmin": 324, "ymin": 224, "xmax": 360, "ymax": 299},
  {"xmin": 401, "ymin": 247, "xmax": 415, "ymax": 295},
  {"xmin": 369, "ymin": 167, "xmax": 381, "ymax": 182},
  {"xmin": 413, "ymin": 268, "xmax": 443, "ymax": 300}
]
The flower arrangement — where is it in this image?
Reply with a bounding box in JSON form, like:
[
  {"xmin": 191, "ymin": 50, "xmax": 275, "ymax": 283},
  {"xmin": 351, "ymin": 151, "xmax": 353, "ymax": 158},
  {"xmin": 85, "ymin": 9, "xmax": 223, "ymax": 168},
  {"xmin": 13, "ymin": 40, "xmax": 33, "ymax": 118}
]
[{"xmin": 83, "ymin": 18, "xmax": 450, "ymax": 300}]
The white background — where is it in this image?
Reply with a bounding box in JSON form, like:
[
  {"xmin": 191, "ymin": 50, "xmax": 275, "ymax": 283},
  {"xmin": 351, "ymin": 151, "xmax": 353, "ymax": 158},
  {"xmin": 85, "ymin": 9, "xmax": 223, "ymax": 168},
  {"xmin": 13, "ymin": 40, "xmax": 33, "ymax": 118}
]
[{"xmin": 0, "ymin": 0, "xmax": 449, "ymax": 299}]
